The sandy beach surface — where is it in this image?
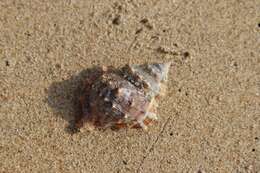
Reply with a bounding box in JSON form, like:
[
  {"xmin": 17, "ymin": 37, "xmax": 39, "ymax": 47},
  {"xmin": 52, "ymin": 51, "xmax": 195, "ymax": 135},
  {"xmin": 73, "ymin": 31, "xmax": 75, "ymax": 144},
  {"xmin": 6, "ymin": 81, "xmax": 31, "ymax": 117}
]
[{"xmin": 0, "ymin": 0, "xmax": 259, "ymax": 172}]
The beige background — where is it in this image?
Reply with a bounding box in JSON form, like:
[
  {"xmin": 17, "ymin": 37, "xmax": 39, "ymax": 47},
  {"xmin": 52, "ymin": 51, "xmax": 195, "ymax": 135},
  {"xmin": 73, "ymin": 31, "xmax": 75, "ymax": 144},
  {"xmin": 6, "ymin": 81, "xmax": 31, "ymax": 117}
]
[{"xmin": 0, "ymin": 0, "xmax": 259, "ymax": 172}]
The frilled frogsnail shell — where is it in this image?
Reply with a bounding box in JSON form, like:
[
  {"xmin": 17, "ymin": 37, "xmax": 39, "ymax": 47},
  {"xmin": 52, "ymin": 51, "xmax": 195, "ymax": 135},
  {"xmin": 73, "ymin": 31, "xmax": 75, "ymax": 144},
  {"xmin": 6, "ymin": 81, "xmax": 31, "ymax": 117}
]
[{"xmin": 75, "ymin": 62, "xmax": 171, "ymax": 130}]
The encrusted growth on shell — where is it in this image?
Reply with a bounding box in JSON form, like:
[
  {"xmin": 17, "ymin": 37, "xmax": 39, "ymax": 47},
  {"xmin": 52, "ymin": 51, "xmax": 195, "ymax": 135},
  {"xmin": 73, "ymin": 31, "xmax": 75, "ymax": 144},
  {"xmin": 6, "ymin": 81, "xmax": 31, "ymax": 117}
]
[{"xmin": 75, "ymin": 62, "xmax": 171, "ymax": 130}]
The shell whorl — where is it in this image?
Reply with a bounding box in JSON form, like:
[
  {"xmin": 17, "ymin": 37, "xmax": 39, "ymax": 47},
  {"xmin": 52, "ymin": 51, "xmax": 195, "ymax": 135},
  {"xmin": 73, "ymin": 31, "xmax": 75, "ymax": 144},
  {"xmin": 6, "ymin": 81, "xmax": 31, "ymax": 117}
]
[{"xmin": 124, "ymin": 62, "xmax": 171, "ymax": 99}]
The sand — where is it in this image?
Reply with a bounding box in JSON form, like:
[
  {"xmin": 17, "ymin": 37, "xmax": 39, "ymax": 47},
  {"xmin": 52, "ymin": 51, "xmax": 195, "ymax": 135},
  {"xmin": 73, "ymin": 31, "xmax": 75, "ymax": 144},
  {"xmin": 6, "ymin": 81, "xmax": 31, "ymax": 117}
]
[{"xmin": 0, "ymin": 0, "xmax": 259, "ymax": 172}]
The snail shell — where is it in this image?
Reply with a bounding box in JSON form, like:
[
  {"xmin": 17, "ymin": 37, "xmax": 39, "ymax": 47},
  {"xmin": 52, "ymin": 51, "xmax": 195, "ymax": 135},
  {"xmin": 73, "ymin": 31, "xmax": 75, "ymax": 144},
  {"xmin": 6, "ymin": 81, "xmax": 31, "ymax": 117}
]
[{"xmin": 75, "ymin": 62, "xmax": 171, "ymax": 130}]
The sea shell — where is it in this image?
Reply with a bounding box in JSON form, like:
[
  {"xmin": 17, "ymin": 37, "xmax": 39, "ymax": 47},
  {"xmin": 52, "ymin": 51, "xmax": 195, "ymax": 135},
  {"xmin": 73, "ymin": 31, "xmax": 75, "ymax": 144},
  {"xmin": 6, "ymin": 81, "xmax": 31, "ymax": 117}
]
[{"xmin": 75, "ymin": 62, "xmax": 171, "ymax": 130}]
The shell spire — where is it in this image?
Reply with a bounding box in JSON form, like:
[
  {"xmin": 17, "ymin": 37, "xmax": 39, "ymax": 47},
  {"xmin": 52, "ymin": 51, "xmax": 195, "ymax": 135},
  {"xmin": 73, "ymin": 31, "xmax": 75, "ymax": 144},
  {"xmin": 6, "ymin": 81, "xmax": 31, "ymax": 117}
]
[{"xmin": 126, "ymin": 62, "xmax": 171, "ymax": 98}]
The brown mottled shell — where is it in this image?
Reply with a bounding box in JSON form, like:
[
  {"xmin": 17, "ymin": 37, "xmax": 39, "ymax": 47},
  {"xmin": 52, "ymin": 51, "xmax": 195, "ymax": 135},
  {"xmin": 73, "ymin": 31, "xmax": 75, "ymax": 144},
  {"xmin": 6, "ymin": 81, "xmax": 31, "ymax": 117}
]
[{"xmin": 75, "ymin": 62, "xmax": 171, "ymax": 130}]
